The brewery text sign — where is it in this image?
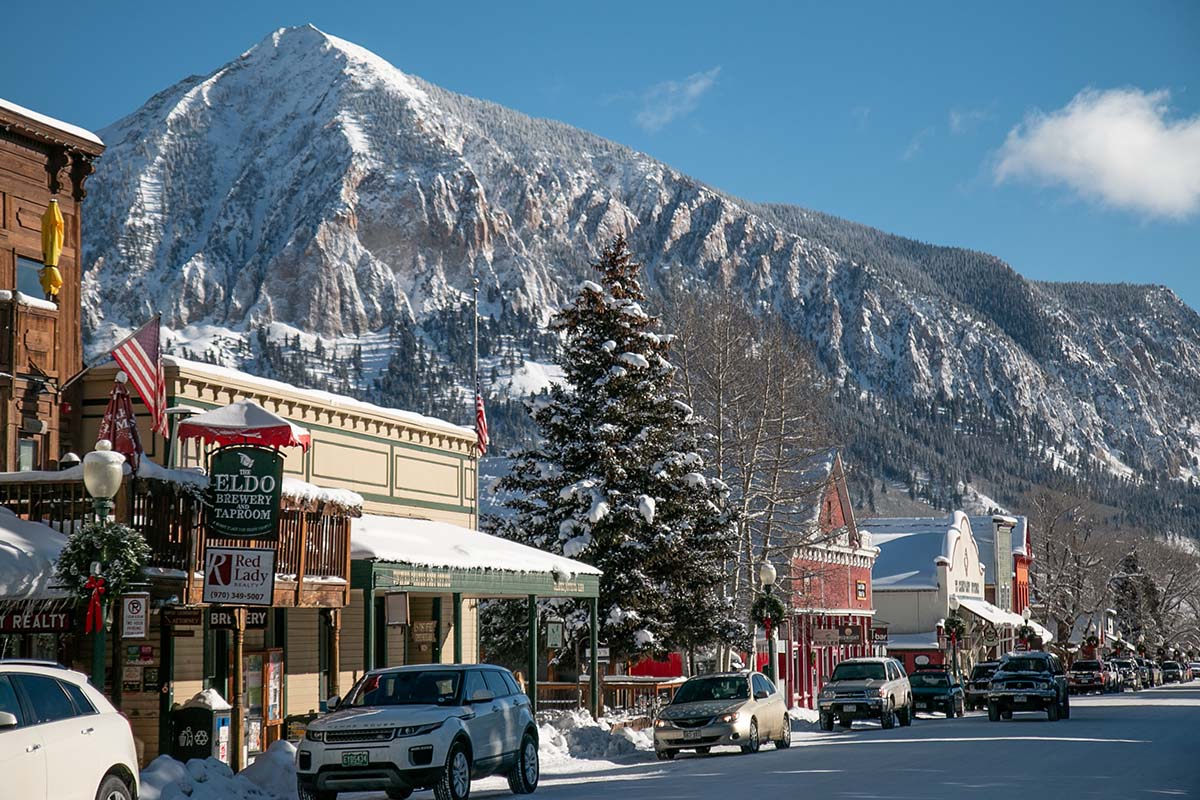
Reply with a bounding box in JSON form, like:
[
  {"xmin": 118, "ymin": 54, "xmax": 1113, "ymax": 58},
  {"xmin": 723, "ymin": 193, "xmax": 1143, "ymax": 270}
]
[
  {"xmin": 209, "ymin": 608, "xmax": 270, "ymax": 629},
  {"xmin": 209, "ymin": 446, "xmax": 283, "ymax": 540},
  {"xmin": 202, "ymin": 546, "xmax": 276, "ymax": 606}
]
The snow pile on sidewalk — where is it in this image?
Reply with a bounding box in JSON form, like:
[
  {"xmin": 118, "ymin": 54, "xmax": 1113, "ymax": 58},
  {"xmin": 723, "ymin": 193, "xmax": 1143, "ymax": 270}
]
[
  {"xmin": 537, "ymin": 709, "xmax": 654, "ymax": 762},
  {"xmin": 788, "ymin": 706, "xmax": 823, "ymax": 730},
  {"xmin": 140, "ymin": 741, "xmax": 298, "ymax": 800}
]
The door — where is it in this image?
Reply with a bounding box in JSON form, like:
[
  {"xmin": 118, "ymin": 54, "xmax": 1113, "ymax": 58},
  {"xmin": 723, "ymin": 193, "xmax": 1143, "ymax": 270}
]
[
  {"xmin": 461, "ymin": 670, "xmax": 504, "ymax": 765},
  {"xmin": 12, "ymin": 674, "xmax": 91, "ymax": 800},
  {"xmin": 482, "ymin": 670, "xmax": 519, "ymax": 755},
  {"xmin": 0, "ymin": 675, "xmax": 45, "ymax": 800},
  {"xmin": 751, "ymin": 674, "xmax": 784, "ymax": 739}
]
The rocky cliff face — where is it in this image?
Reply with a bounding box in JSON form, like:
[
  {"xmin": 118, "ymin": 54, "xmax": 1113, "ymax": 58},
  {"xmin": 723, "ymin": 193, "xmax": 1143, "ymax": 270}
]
[{"xmin": 83, "ymin": 24, "xmax": 1200, "ymax": 486}]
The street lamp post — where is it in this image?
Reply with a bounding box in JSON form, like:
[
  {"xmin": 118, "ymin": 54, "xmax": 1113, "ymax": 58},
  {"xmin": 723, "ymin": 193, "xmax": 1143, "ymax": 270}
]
[
  {"xmin": 760, "ymin": 561, "xmax": 778, "ymax": 686},
  {"xmin": 82, "ymin": 439, "xmax": 125, "ymax": 689},
  {"xmin": 948, "ymin": 595, "xmax": 961, "ymax": 682},
  {"xmin": 1021, "ymin": 606, "xmax": 1032, "ymax": 649}
]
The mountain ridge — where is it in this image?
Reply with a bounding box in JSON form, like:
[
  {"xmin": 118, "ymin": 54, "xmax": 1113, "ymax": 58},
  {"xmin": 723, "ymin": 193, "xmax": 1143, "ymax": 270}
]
[{"xmin": 80, "ymin": 25, "xmax": 1200, "ymax": 530}]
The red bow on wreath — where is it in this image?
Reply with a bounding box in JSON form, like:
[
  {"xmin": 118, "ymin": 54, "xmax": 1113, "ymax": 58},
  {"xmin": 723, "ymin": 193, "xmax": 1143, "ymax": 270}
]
[{"xmin": 84, "ymin": 575, "xmax": 106, "ymax": 634}]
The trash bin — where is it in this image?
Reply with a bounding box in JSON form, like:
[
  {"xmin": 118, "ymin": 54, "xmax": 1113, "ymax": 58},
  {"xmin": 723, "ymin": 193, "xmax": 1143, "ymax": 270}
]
[{"xmin": 170, "ymin": 689, "xmax": 233, "ymax": 764}]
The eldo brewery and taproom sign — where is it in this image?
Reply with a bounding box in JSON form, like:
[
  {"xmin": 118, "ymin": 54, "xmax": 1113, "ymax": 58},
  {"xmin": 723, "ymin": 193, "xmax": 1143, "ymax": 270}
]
[
  {"xmin": 209, "ymin": 446, "xmax": 284, "ymax": 540},
  {"xmin": 202, "ymin": 546, "xmax": 276, "ymax": 606}
]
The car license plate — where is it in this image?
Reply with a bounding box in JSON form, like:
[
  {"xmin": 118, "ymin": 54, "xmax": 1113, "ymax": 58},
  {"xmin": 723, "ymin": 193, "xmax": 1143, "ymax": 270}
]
[
  {"xmin": 1015, "ymin": 695, "xmax": 1027, "ymax": 703},
  {"xmin": 838, "ymin": 704, "xmax": 858, "ymax": 713},
  {"xmin": 916, "ymin": 702, "xmax": 928, "ymax": 709},
  {"xmin": 683, "ymin": 730, "xmax": 702, "ymax": 741},
  {"xmin": 341, "ymin": 751, "xmax": 370, "ymax": 767}
]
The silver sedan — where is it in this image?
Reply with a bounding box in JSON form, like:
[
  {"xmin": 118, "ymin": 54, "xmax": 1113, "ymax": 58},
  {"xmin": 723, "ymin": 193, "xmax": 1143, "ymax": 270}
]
[{"xmin": 654, "ymin": 671, "xmax": 790, "ymax": 758}]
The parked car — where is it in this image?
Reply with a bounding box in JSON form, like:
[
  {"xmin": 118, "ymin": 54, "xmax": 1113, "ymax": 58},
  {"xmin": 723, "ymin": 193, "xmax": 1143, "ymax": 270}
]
[
  {"xmin": 964, "ymin": 661, "xmax": 999, "ymax": 711},
  {"xmin": 297, "ymin": 664, "xmax": 539, "ymax": 800},
  {"xmin": 1139, "ymin": 658, "xmax": 1162, "ymax": 687},
  {"xmin": 1067, "ymin": 659, "xmax": 1110, "ymax": 695},
  {"xmin": 1189, "ymin": 663, "xmax": 1200, "ymax": 681},
  {"xmin": 1112, "ymin": 659, "xmax": 1141, "ymax": 691},
  {"xmin": 987, "ymin": 652, "xmax": 1070, "ymax": 722},
  {"xmin": 1162, "ymin": 661, "xmax": 1183, "ymax": 683},
  {"xmin": 817, "ymin": 657, "xmax": 913, "ymax": 731},
  {"xmin": 909, "ymin": 667, "xmax": 965, "ymax": 717},
  {"xmin": 0, "ymin": 660, "xmax": 140, "ymax": 800},
  {"xmin": 653, "ymin": 671, "xmax": 789, "ymax": 759}
]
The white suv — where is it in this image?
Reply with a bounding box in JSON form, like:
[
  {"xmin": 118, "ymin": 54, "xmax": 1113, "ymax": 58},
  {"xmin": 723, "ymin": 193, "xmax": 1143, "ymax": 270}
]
[
  {"xmin": 0, "ymin": 660, "xmax": 140, "ymax": 800},
  {"xmin": 297, "ymin": 664, "xmax": 539, "ymax": 800}
]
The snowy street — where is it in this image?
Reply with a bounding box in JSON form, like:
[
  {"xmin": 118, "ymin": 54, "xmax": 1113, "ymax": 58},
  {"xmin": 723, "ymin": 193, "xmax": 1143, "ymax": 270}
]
[{"xmin": 446, "ymin": 684, "xmax": 1200, "ymax": 800}]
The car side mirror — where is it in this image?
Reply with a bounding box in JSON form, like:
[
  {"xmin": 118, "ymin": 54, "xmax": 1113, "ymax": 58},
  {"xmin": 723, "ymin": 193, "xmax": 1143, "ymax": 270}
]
[
  {"xmin": 0, "ymin": 711, "xmax": 17, "ymax": 730},
  {"xmin": 325, "ymin": 695, "xmax": 341, "ymax": 711},
  {"xmin": 754, "ymin": 689, "xmax": 769, "ymax": 700},
  {"xmin": 471, "ymin": 689, "xmax": 495, "ymax": 703}
]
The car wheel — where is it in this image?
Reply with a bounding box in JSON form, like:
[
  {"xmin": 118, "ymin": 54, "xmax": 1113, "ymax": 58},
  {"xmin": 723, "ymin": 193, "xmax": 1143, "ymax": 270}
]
[
  {"xmin": 987, "ymin": 702, "xmax": 1001, "ymax": 722},
  {"xmin": 774, "ymin": 719, "xmax": 792, "ymax": 749},
  {"xmin": 507, "ymin": 731, "xmax": 539, "ymax": 794},
  {"xmin": 434, "ymin": 739, "xmax": 472, "ymax": 800},
  {"xmin": 880, "ymin": 704, "xmax": 895, "ymax": 730},
  {"xmin": 898, "ymin": 703, "xmax": 912, "ymax": 727},
  {"xmin": 819, "ymin": 713, "xmax": 834, "ymax": 732},
  {"xmin": 741, "ymin": 717, "xmax": 761, "ymax": 753},
  {"xmin": 1047, "ymin": 700, "xmax": 1060, "ymax": 721},
  {"xmin": 96, "ymin": 775, "xmax": 133, "ymax": 800},
  {"xmin": 655, "ymin": 749, "xmax": 676, "ymax": 760}
]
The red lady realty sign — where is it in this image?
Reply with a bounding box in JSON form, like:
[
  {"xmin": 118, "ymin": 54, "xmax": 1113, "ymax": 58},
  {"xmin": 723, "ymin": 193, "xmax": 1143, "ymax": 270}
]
[{"xmin": 202, "ymin": 546, "xmax": 276, "ymax": 606}]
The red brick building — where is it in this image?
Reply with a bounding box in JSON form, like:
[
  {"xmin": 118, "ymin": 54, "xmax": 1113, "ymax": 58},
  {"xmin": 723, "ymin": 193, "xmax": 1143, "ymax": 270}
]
[{"xmin": 784, "ymin": 451, "xmax": 880, "ymax": 709}]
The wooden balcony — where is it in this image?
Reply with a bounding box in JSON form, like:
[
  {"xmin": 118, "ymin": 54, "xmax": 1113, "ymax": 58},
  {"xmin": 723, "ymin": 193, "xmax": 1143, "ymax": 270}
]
[
  {"xmin": 0, "ymin": 292, "xmax": 61, "ymax": 379},
  {"xmin": 0, "ymin": 473, "xmax": 352, "ymax": 608}
]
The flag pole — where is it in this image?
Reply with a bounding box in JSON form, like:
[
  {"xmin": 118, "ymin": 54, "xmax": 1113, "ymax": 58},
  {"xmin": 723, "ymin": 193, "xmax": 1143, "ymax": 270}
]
[{"xmin": 472, "ymin": 264, "xmax": 480, "ymax": 530}]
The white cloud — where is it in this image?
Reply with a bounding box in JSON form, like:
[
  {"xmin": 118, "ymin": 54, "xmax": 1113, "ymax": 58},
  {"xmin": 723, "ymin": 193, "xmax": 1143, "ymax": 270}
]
[
  {"xmin": 949, "ymin": 107, "xmax": 988, "ymax": 134},
  {"xmin": 994, "ymin": 88, "xmax": 1200, "ymax": 219},
  {"xmin": 635, "ymin": 67, "xmax": 720, "ymax": 132},
  {"xmin": 903, "ymin": 127, "xmax": 934, "ymax": 161}
]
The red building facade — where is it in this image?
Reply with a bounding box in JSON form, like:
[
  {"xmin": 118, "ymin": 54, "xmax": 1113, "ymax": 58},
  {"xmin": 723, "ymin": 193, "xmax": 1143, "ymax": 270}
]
[{"xmin": 785, "ymin": 452, "xmax": 880, "ymax": 709}]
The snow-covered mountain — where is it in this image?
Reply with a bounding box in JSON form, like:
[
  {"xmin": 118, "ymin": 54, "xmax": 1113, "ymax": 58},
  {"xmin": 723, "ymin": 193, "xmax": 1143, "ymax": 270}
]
[{"xmin": 84, "ymin": 24, "xmax": 1200, "ymax": 493}]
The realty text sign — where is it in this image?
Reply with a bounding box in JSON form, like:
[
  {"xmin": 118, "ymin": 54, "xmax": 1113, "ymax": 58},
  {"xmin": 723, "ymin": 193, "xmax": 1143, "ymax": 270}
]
[{"xmin": 202, "ymin": 546, "xmax": 276, "ymax": 606}]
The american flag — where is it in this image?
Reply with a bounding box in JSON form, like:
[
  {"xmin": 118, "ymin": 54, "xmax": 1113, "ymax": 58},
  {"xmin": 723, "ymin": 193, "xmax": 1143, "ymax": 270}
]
[
  {"xmin": 111, "ymin": 316, "xmax": 168, "ymax": 437},
  {"xmin": 475, "ymin": 385, "xmax": 489, "ymax": 456}
]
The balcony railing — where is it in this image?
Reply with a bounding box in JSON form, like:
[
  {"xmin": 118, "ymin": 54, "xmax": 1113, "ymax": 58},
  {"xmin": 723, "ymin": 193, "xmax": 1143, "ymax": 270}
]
[{"xmin": 0, "ymin": 475, "xmax": 351, "ymax": 605}]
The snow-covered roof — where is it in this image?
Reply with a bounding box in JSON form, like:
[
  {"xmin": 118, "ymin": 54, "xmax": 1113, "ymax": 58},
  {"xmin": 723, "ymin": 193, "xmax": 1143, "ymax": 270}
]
[
  {"xmin": 956, "ymin": 596, "xmax": 1025, "ymax": 628},
  {"xmin": 0, "ymin": 97, "xmax": 104, "ymax": 148},
  {"xmin": 863, "ymin": 513, "xmax": 973, "ymax": 591},
  {"xmin": 162, "ymin": 356, "xmax": 474, "ymax": 439},
  {"xmin": 351, "ymin": 515, "xmax": 601, "ymax": 578},
  {"xmin": 968, "ymin": 515, "xmax": 1029, "ymax": 579},
  {"xmin": 886, "ymin": 631, "xmax": 941, "ymax": 650},
  {"xmin": 0, "ymin": 508, "xmax": 69, "ymax": 601},
  {"xmin": 1029, "ymin": 620, "xmax": 1055, "ymax": 644}
]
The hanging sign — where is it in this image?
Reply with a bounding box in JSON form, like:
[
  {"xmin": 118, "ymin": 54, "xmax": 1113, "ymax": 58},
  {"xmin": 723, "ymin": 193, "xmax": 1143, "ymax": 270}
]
[
  {"xmin": 202, "ymin": 546, "xmax": 276, "ymax": 606},
  {"xmin": 546, "ymin": 621, "xmax": 564, "ymax": 649},
  {"xmin": 208, "ymin": 608, "xmax": 270, "ymax": 629},
  {"xmin": 872, "ymin": 627, "xmax": 889, "ymax": 645},
  {"xmin": 209, "ymin": 447, "xmax": 283, "ymax": 540},
  {"xmin": 122, "ymin": 593, "xmax": 150, "ymax": 639},
  {"xmin": 163, "ymin": 607, "xmax": 204, "ymax": 627},
  {"xmin": 0, "ymin": 608, "xmax": 72, "ymax": 633}
]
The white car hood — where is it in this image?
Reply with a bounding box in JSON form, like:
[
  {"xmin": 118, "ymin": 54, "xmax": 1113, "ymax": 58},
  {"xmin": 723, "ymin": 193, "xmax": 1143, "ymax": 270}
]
[
  {"xmin": 660, "ymin": 699, "xmax": 746, "ymax": 719},
  {"xmin": 311, "ymin": 704, "xmax": 461, "ymax": 731}
]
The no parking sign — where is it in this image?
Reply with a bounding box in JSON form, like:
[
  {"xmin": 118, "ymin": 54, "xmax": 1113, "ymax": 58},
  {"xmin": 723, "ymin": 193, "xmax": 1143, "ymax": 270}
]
[{"xmin": 122, "ymin": 593, "xmax": 150, "ymax": 639}]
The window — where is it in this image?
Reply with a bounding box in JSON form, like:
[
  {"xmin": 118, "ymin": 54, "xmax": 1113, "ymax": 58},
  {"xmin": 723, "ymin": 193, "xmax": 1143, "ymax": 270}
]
[
  {"xmin": 0, "ymin": 676, "xmax": 24, "ymax": 726},
  {"xmin": 15, "ymin": 256, "xmax": 44, "ymax": 299},
  {"xmin": 462, "ymin": 670, "xmax": 488, "ymax": 703},
  {"xmin": 856, "ymin": 581, "xmax": 867, "ymax": 600},
  {"xmin": 61, "ymin": 681, "xmax": 96, "ymax": 716},
  {"xmin": 672, "ymin": 676, "xmax": 750, "ymax": 704},
  {"xmin": 17, "ymin": 439, "xmax": 37, "ymax": 472},
  {"xmin": 346, "ymin": 670, "xmax": 461, "ymax": 708},
  {"xmin": 500, "ymin": 671, "xmax": 521, "ymax": 697},
  {"xmin": 14, "ymin": 674, "xmax": 76, "ymax": 724},
  {"xmin": 752, "ymin": 674, "xmax": 774, "ymax": 695},
  {"xmin": 483, "ymin": 670, "xmax": 509, "ymax": 698}
]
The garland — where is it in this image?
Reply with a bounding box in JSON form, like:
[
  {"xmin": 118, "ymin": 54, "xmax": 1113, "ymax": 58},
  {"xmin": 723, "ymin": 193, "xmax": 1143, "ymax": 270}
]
[
  {"xmin": 1016, "ymin": 624, "xmax": 1037, "ymax": 642},
  {"xmin": 751, "ymin": 593, "xmax": 786, "ymax": 630},
  {"xmin": 1084, "ymin": 634, "xmax": 1099, "ymax": 649},
  {"xmin": 55, "ymin": 520, "xmax": 152, "ymax": 620},
  {"xmin": 942, "ymin": 613, "xmax": 967, "ymax": 641}
]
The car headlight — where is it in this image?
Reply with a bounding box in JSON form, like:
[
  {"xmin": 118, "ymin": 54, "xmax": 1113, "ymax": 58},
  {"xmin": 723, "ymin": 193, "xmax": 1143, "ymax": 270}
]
[
  {"xmin": 395, "ymin": 722, "xmax": 443, "ymax": 737},
  {"xmin": 819, "ymin": 689, "xmax": 835, "ymax": 699},
  {"xmin": 719, "ymin": 712, "xmax": 740, "ymax": 723},
  {"xmin": 655, "ymin": 718, "xmax": 672, "ymax": 728},
  {"xmin": 876, "ymin": 688, "xmax": 887, "ymax": 697},
  {"xmin": 305, "ymin": 729, "xmax": 324, "ymax": 742}
]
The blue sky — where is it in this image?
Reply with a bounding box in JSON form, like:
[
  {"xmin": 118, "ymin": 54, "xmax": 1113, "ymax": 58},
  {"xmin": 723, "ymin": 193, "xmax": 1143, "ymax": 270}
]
[{"xmin": 3, "ymin": 1, "xmax": 1198, "ymax": 307}]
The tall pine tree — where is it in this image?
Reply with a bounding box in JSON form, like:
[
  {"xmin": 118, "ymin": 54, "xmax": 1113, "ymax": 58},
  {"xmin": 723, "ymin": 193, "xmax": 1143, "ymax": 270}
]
[{"xmin": 485, "ymin": 236, "xmax": 737, "ymax": 665}]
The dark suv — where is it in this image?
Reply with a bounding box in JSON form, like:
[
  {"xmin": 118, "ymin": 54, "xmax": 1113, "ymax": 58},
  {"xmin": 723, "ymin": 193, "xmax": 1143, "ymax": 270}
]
[
  {"xmin": 987, "ymin": 652, "xmax": 1070, "ymax": 722},
  {"xmin": 965, "ymin": 661, "xmax": 999, "ymax": 711},
  {"xmin": 909, "ymin": 666, "xmax": 965, "ymax": 718}
]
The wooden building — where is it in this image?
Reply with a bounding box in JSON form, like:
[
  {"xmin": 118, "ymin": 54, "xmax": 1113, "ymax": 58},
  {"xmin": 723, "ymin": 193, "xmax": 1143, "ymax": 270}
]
[{"xmin": 0, "ymin": 99, "xmax": 103, "ymax": 471}]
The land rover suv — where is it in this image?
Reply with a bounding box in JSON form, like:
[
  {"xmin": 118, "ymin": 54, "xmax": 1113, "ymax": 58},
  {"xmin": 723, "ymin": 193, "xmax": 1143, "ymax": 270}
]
[
  {"xmin": 297, "ymin": 664, "xmax": 538, "ymax": 800},
  {"xmin": 987, "ymin": 652, "xmax": 1069, "ymax": 722},
  {"xmin": 817, "ymin": 657, "xmax": 913, "ymax": 730}
]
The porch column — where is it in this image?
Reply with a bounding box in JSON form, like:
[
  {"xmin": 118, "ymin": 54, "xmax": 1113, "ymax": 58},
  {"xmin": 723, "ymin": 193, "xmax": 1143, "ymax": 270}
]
[
  {"xmin": 452, "ymin": 593, "xmax": 463, "ymax": 664},
  {"xmin": 589, "ymin": 595, "xmax": 600, "ymax": 720},
  {"xmin": 362, "ymin": 584, "xmax": 376, "ymax": 672},
  {"xmin": 527, "ymin": 594, "xmax": 538, "ymax": 713},
  {"xmin": 329, "ymin": 608, "xmax": 341, "ymax": 699},
  {"xmin": 231, "ymin": 608, "xmax": 246, "ymax": 772}
]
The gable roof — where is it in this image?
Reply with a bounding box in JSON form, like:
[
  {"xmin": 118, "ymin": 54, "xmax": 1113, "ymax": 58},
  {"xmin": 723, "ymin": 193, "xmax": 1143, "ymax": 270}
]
[{"xmin": 862, "ymin": 512, "xmax": 973, "ymax": 591}]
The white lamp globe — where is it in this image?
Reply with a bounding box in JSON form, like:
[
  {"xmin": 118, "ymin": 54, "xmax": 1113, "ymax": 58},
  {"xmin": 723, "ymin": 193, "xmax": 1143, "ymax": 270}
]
[
  {"xmin": 948, "ymin": 595, "xmax": 960, "ymax": 612},
  {"xmin": 1022, "ymin": 607, "xmax": 1032, "ymax": 623},
  {"xmin": 759, "ymin": 560, "xmax": 777, "ymax": 588},
  {"xmin": 83, "ymin": 440, "xmax": 125, "ymax": 500}
]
